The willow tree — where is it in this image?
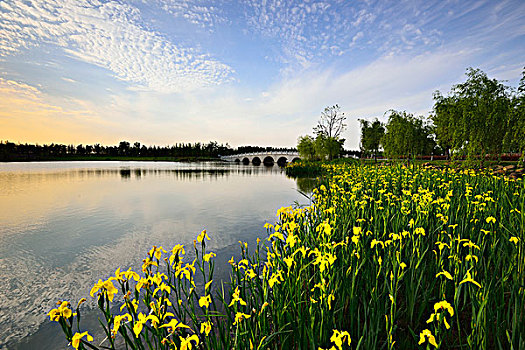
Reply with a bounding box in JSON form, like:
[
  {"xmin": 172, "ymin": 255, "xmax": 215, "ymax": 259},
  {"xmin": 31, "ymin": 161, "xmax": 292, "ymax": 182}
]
[
  {"xmin": 431, "ymin": 92, "xmax": 460, "ymax": 159},
  {"xmin": 359, "ymin": 118, "xmax": 385, "ymax": 161},
  {"xmin": 382, "ymin": 110, "xmax": 435, "ymax": 160},
  {"xmin": 503, "ymin": 68, "xmax": 525, "ymax": 163},
  {"xmin": 297, "ymin": 135, "xmax": 316, "ymax": 161},
  {"xmin": 432, "ymin": 68, "xmax": 512, "ymax": 164}
]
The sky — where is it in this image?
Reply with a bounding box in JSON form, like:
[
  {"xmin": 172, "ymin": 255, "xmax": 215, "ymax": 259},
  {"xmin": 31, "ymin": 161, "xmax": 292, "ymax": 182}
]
[{"xmin": 0, "ymin": 0, "xmax": 524, "ymax": 150}]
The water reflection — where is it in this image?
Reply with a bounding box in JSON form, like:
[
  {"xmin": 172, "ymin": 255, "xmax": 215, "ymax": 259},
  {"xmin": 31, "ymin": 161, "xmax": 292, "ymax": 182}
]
[
  {"xmin": 294, "ymin": 176, "xmax": 319, "ymax": 194},
  {"xmin": 0, "ymin": 161, "xmax": 305, "ymax": 348}
]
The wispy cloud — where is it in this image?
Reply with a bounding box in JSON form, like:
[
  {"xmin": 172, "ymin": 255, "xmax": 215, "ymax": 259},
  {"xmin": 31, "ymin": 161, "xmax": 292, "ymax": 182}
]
[
  {"xmin": 242, "ymin": 0, "xmax": 356, "ymax": 68},
  {"xmin": 0, "ymin": 78, "xmax": 116, "ymax": 144},
  {"xmin": 61, "ymin": 77, "xmax": 76, "ymax": 83},
  {"xmin": 240, "ymin": 0, "xmax": 524, "ymax": 72},
  {"xmin": 90, "ymin": 46, "xmax": 478, "ymax": 148},
  {"xmin": 0, "ymin": 0, "xmax": 234, "ymax": 93},
  {"xmin": 0, "ymin": 0, "xmax": 523, "ymax": 148},
  {"xmin": 150, "ymin": 0, "xmax": 229, "ymax": 30}
]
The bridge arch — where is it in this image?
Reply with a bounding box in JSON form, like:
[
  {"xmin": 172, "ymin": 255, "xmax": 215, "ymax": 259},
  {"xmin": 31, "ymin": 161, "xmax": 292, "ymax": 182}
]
[
  {"xmin": 220, "ymin": 152, "xmax": 300, "ymax": 164},
  {"xmin": 291, "ymin": 157, "xmax": 301, "ymax": 163},
  {"xmin": 277, "ymin": 156, "xmax": 288, "ymax": 166},
  {"xmin": 263, "ymin": 156, "xmax": 274, "ymax": 165}
]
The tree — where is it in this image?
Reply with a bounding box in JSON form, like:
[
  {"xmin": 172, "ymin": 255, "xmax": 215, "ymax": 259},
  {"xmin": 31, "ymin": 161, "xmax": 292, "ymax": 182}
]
[
  {"xmin": 297, "ymin": 135, "xmax": 316, "ymax": 161},
  {"xmin": 432, "ymin": 68, "xmax": 512, "ymax": 164},
  {"xmin": 314, "ymin": 104, "xmax": 347, "ymax": 139},
  {"xmin": 359, "ymin": 118, "xmax": 385, "ymax": 161},
  {"xmin": 382, "ymin": 110, "xmax": 435, "ymax": 160},
  {"xmin": 503, "ymin": 67, "xmax": 525, "ymax": 162},
  {"xmin": 313, "ymin": 134, "xmax": 343, "ymax": 160},
  {"xmin": 76, "ymin": 144, "xmax": 85, "ymax": 155},
  {"xmin": 431, "ymin": 92, "xmax": 460, "ymax": 159},
  {"xmin": 296, "ymin": 105, "xmax": 347, "ymax": 161},
  {"xmin": 118, "ymin": 141, "xmax": 130, "ymax": 156}
]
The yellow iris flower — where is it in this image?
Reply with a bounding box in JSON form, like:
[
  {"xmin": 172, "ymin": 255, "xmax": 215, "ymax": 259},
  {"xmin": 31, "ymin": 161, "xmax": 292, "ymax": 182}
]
[
  {"xmin": 197, "ymin": 230, "xmax": 210, "ymax": 243},
  {"xmin": 205, "ymin": 280, "xmax": 213, "ymax": 291},
  {"xmin": 199, "ymin": 295, "xmax": 211, "ymax": 308},
  {"xmin": 148, "ymin": 245, "xmax": 167, "ymax": 260},
  {"xmin": 436, "ymin": 270, "xmax": 453, "ymax": 280},
  {"xmin": 459, "ymin": 270, "xmax": 482, "ymax": 288},
  {"xmin": 48, "ymin": 301, "xmax": 73, "ymax": 321},
  {"xmin": 233, "ymin": 312, "xmax": 251, "ymax": 325},
  {"xmin": 112, "ymin": 313, "xmax": 132, "ymax": 336},
  {"xmin": 179, "ymin": 334, "xmax": 199, "ymax": 350},
  {"xmin": 200, "ymin": 321, "xmax": 212, "ymax": 336},
  {"xmin": 485, "ymin": 216, "xmax": 496, "ymax": 224},
  {"xmin": 329, "ymin": 329, "xmax": 351, "ymax": 350},
  {"xmin": 426, "ymin": 300, "xmax": 454, "ymax": 329},
  {"xmin": 284, "ymin": 256, "xmax": 294, "ymax": 269},
  {"xmin": 228, "ymin": 286, "xmax": 247, "ymax": 307},
  {"xmin": 203, "ymin": 252, "xmax": 216, "ymax": 262},
  {"xmin": 159, "ymin": 318, "xmax": 190, "ymax": 334},
  {"xmin": 418, "ymin": 329, "xmax": 437, "ymax": 348},
  {"xmin": 153, "ymin": 283, "xmax": 171, "ymax": 295},
  {"xmin": 71, "ymin": 331, "xmax": 93, "ymax": 349}
]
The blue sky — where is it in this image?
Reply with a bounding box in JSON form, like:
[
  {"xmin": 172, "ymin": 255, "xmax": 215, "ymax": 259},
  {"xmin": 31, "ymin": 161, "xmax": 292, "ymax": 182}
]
[{"xmin": 0, "ymin": 0, "xmax": 523, "ymax": 150}]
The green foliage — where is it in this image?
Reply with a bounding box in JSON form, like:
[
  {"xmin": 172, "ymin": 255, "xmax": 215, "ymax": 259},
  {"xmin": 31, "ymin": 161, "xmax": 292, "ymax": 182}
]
[
  {"xmin": 314, "ymin": 134, "xmax": 343, "ymax": 161},
  {"xmin": 382, "ymin": 110, "xmax": 435, "ymax": 159},
  {"xmin": 503, "ymin": 68, "xmax": 525, "ymax": 162},
  {"xmin": 359, "ymin": 118, "xmax": 385, "ymax": 159},
  {"xmin": 431, "ymin": 91, "xmax": 459, "ymax": 159},
  {"xmin": 432, "ymin": 67, "xmax": 522, "ymax": 163},
  {"xmin": 285, "ymin": 160, "xmax": 325, "ymax": 177},
  {"xmin": 297, "ymin": 135, "xmax": 316, "ymax": 161}
]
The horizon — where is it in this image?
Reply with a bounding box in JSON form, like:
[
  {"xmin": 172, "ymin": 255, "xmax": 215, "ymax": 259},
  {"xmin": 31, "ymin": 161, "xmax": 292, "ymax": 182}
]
[{"xmin": 1, "ymin": 0, "xmax": 524, "ymax": 149}]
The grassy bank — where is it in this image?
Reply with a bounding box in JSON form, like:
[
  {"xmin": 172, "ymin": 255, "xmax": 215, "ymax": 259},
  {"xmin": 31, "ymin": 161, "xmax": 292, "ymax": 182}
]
[{"xmin": 48, "ymin": 162, "xmax": 524, "ymax": 349}]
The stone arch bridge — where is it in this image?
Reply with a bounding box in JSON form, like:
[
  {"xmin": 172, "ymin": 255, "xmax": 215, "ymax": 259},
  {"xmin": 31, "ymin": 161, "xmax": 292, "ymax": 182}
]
[{"xmin": 220, "ymin": 152, "xmax": 301, "ymax": 165}]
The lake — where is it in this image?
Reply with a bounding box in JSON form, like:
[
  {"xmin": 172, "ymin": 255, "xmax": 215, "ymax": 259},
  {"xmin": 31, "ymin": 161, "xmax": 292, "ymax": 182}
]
[{"xmin": 0, "ymin": 161, "xmax": 311, "ymax": 348}]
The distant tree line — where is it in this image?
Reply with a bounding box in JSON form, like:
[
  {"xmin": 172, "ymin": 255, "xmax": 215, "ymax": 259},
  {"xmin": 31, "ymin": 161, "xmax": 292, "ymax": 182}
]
[
  {"xmin": 360, "ymin": 67, "xmax": 525, "ymax": 163},
  {"xmin": 0, "ymin": 140, "xmax": 300, "ymax": 162}
]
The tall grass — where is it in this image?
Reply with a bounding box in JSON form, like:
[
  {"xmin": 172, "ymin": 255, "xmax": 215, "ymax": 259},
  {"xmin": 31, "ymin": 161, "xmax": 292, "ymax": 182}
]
[{"xmin": 48, "ymin": 163, "xmax": 524, "ymax": 349}]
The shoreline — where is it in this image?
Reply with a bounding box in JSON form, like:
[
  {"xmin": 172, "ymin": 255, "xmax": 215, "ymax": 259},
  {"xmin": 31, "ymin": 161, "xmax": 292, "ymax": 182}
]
[{"xmin": 0, "ymin": 156, "xmax": 221, "ymax": 163}]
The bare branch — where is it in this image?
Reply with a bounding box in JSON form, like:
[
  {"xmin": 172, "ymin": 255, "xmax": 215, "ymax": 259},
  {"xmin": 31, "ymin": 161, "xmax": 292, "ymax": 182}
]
[{"xmin": 314, "ymin": 104, "xmax": 347, "ymax": 139}]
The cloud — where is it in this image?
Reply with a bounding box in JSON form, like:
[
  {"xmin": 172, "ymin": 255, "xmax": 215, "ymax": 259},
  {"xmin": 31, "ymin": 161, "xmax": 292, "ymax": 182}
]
[
  {"xmin": 0, "ymin": 78, "xmax": 117, "ymax": 144},
  {"xmin": 239, "ymin": 0, "xmax": 524, "ymax": 72},
  {"xmin": 0, "ymin": 0, "xmax": 234, "ymax": 93},
  {"xmin": 0, "ymin": 0, "xmax": 523, "ymax": 149},
  {"xmin": 164, "ymin": 47, "xmax": 476, "ymax": 149},
  {"xmin": 350, "ymin": 32, "xmax": 364, "ymax": 47},
  {"xmin": 91, "ymin": 45, "xmax": 477, "ymax": 149},
  {"xmin": 151, "ymin": 0, "xmax": 229, "ymax": 30},
  {"xmin": 242, "ymin": 0, "xmax": 357, "ymax": 68}
]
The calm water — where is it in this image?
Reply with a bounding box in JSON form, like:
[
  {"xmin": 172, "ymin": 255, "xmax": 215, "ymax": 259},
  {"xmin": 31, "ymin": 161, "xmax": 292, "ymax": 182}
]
[{"xmin": 0, "ymin": 161, "xmax": 310, "ymax": 348}]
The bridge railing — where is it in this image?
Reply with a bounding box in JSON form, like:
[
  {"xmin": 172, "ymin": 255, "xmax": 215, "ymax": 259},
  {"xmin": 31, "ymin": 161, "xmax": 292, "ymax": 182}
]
[{"xmin": 221, "ymin": 151, "xmax": 299, "ymax": 158}]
